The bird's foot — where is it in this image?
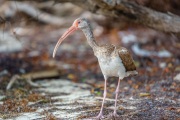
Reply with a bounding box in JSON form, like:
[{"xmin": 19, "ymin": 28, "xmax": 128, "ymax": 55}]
[
  {"xmin": 112, "ymin": 111, "xmax": 119, "ymax": 118},
  {"xmin": 108, "ymin": 112, "xmax": 119, "ymax": 118},
  {"xmin": 94, "ymin": 113, "xmax": 104, "ymax": 119}
]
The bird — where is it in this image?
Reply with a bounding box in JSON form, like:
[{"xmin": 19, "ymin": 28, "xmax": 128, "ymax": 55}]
[{"xmin": 53, "ymin": 18, "xmax": 138, "ymax": 119}]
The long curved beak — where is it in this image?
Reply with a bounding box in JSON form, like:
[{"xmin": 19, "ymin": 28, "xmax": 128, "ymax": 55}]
[{"xmin": 53, "ymin": 26, "xmax": 77, "ymax": 58}]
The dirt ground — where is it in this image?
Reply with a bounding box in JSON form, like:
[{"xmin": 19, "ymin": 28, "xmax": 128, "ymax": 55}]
[{"xmin": 0, "ymin": 1, "xmax": 180, "ymax": 120}]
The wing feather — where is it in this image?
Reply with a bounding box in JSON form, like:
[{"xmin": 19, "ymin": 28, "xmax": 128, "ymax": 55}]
[{"xmin": 118, "ymin": 47, "xmax": 136, "ymax": 71}]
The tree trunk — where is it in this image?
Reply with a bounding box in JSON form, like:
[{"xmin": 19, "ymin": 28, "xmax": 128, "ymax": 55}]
[{"xmin": 59, "ymin": 0, "xmax": 180, "ymax": 34}]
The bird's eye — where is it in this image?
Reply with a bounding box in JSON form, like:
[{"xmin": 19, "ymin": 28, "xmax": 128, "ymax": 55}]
[{"xmin": 78, "ymin": 21, "xmax": 81, "ymax": 24}]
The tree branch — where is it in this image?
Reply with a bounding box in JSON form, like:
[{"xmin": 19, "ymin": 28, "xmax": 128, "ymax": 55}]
[
  {"xmin": 7, "ymin": 0, "xmax": 180, "ymax": 33},
  {"xmin": 64, "ymin": 0, "xmax": 180, "ymax": 34}
]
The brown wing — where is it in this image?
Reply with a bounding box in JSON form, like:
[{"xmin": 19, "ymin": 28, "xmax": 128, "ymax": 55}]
[{"xmin": 117, "ymin": 47, "xmax": 136, "ymax": 71}]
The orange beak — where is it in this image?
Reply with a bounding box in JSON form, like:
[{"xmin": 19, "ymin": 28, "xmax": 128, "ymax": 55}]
[{"xmin": 53, "ymin": 25, "xmax": 78, "ymax": 58}]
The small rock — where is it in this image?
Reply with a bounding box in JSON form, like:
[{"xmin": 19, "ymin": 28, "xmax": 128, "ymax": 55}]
[
  {"xmin": 15, "ymin": 116, "xmax": 30, "ymax": 120},
  {"xmin": 174, "ymin": 73, "xmax": 180, "ymax": 82}
]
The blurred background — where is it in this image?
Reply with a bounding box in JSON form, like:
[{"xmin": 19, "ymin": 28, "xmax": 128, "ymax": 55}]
[{"xmin": 0, "ymin": 0, "xmax": 179, "ymax": 119}]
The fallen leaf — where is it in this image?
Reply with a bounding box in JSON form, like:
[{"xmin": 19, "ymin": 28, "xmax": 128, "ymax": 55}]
[{"xmin": 139, "ymin": 93, "xmax": 151, "ymax": 97}]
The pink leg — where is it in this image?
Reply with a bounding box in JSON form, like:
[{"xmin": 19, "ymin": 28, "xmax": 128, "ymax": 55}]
[
  {"xmin": 96, "ymin": 76, "xmax": 108, "ymax": 119},
  {"xmin": 113, "ymin": 78, "xmax": 121, "ymax": 116}
]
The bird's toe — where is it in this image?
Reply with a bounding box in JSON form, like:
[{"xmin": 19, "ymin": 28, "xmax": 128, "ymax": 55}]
[
  {"xmin": 112, "ymin": 112, "xmax": 120, "ymax": 118},
  {"xmin": 95, "ymin": 113, "xmax": 104, "ymax": 119}
]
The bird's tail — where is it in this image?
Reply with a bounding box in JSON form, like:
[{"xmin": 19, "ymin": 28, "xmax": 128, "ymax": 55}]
[{"xmin": 126, "ymin": 70, "xmax": 138, "ymax": 77}]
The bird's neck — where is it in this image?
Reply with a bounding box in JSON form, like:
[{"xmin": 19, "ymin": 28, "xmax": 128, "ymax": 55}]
[{"xmin": 81, "ymin": 27, "xmax": 99, "ymax": 49}]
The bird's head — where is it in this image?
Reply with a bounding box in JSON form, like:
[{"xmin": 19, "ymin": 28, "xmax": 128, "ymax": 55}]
[
  {"xmin": 52, "ymin": 18, "xmax": 89, "ymax": 58},
  {"xmin": 73, "ymin": 18, "xmax": 90, "ymax": 29}
]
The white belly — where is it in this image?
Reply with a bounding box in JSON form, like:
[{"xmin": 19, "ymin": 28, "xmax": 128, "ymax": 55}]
[{"xmin": 97, "ymin": 56, "xmax": 126, "ymax": 78}]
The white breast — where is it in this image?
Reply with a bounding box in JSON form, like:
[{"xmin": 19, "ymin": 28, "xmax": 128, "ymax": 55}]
[{"xmin": 97, "ymin": 55, "xmax": 126, "ymax": 79}]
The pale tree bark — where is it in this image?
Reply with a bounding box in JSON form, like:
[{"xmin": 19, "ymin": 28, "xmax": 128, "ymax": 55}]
[
  {"xmin": 3, "ymin": 0, "xmax": 180, "ymax": 34},
  {"xmin": 60, "ymin": 0, "xmax": 180, "ymax": 34}
]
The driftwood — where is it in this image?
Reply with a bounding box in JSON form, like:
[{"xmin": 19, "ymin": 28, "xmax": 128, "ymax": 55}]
[
  {"xmin": 0, "ymin": 2, "xmax": 74, "ymax": 27},
  {"xmin": 131, "ymin": 44, "xmax": 172, "ymax": 58},
  {"xmin": 6, "ymin": 69, "xmax": 60, "ymax": 90},
  {"xmin": 2, "ymin": 0, "xmax": 180, "ymax": 34},
  {"xmin": 58, "ymin": 0, "xmax": 180, "ymax": 34}
]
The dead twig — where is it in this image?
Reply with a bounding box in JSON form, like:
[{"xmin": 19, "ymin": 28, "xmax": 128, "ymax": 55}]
[{"xmin": 6, "ymin": 69, "xmax": 60, "ymax": 90}]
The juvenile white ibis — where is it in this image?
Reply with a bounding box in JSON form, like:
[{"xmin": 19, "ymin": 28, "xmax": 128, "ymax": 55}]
[{"xmin": 53, "ymin": 18, "xmax": 137, "ymax": 118}]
